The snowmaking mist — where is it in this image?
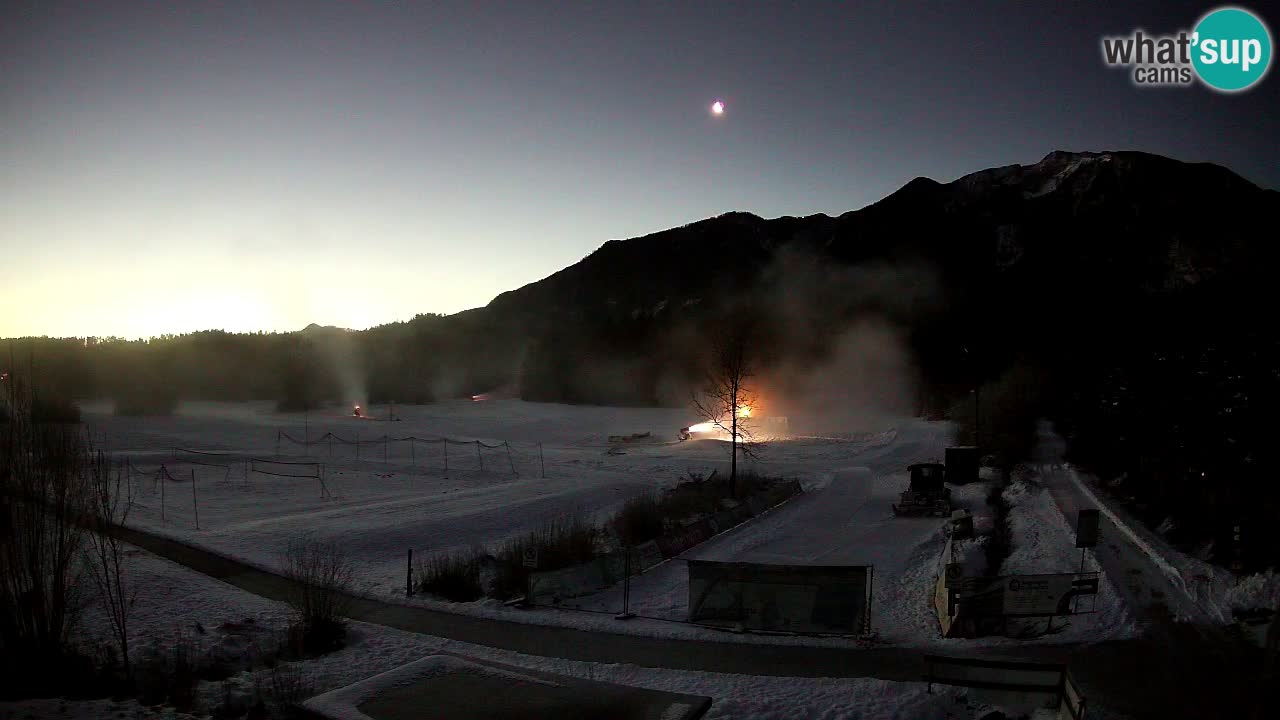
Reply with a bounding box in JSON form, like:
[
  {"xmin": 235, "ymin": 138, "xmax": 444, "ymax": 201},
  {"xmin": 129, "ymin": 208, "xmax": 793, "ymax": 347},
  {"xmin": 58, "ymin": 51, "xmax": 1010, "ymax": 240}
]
[{"xmin": 744, "ymin": 248, "xmax": 941, "ymax": 436}]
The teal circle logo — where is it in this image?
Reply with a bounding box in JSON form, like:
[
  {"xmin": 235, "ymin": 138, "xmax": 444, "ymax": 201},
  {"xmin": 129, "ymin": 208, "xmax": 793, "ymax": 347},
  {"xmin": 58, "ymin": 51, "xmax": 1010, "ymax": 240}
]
[{"xmin": 1192, "ymin": 7, "xmax": 1272, "ymax": 92}]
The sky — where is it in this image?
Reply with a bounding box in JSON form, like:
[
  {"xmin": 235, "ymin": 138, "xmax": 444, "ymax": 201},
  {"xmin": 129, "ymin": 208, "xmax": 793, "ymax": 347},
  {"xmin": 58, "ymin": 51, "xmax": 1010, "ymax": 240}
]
[{"xmin": 3, "ymin": 0, "xmax": 1277, "ymax": 339}]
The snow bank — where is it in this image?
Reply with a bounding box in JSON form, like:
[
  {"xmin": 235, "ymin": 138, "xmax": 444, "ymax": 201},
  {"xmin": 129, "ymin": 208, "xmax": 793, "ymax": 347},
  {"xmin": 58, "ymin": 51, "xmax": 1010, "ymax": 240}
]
[{"xmin": 302, "ymin": 654, "xmax": 554, "ymax": 720}]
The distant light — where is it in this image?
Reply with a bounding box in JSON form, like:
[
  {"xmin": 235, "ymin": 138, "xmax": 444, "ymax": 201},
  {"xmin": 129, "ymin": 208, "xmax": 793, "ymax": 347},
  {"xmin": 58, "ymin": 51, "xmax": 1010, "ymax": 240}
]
[{"xmin": 711, "ymin": 100, "xmax": 725, "ymax": 116}]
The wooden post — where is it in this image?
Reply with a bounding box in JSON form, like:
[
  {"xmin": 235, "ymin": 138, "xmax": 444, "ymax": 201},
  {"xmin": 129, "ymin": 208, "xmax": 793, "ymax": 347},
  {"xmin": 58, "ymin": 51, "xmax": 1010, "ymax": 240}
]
[
  {"xmin": 538, "ymin": 443, "xmax": 545, "ymax": 479},
  {"xmin": 191, "ymin": 468, "xmax": 200, "ymax": 530},
  {"xmin": 406, "ymin": 549, "xmax": 414, "ymax": 597}
]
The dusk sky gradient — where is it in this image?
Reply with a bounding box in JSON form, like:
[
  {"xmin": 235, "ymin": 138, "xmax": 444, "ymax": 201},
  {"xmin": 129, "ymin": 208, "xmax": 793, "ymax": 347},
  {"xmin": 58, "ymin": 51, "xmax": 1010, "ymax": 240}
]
[{"xmin": 3, "ymin": 1, "xmax": 1277, "ymax": 338}]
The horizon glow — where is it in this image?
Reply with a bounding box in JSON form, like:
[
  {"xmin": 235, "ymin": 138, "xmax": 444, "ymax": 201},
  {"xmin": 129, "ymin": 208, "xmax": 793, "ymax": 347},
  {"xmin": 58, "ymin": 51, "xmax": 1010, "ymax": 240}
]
[{"xmin": 3, "ymin": 2, "xmax": 1276, "ymax": 340}]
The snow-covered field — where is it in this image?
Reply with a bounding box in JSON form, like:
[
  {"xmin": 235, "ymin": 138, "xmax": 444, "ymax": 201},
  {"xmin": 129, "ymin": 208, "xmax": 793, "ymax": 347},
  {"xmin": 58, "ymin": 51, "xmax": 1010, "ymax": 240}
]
[{"xmin": 80, "ymin": 400, "xmax": 1136, "ymax": 648}]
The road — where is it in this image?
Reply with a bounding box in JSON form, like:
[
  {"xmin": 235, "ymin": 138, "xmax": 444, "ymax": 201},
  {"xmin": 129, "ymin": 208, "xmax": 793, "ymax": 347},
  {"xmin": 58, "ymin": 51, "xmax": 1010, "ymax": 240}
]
[{"xmin": 1042, "ymin": 466, "xmax": 1264, "ymax": 719}]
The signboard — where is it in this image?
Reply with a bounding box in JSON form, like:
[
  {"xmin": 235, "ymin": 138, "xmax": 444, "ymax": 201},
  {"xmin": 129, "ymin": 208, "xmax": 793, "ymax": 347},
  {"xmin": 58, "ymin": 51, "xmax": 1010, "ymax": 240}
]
[
  {"xmin": 1004, "ymin": 575, "xmax": 1077, "ymax": 616},
  {"xmin": 1075, "ymin": 509, "xmax": 1100, "ymax": 549},
  {"xmin": 944, "ymin": 563, "xmax": 964, "ymax": 588},
  {"xmin": 522, "ymin": 547, "xmax": 538, "ymax": 569},
  {"xmin": 688, "ymin": 560, "xmax": 871, "ymax": 634}
]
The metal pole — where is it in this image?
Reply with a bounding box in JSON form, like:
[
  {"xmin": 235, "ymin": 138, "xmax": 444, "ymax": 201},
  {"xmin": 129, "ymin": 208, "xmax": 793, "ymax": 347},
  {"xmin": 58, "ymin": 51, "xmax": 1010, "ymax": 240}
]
[
  {"xmin": 616, "ymin": 550, "xmax": 635, "ymax": 620},
  {"xmin": 866, "ymin": 565, "xmax": 874, "ymax": 635},
  {"xmin": 191, "ymin": 468, "xmax": 199, "ymax": 530}
]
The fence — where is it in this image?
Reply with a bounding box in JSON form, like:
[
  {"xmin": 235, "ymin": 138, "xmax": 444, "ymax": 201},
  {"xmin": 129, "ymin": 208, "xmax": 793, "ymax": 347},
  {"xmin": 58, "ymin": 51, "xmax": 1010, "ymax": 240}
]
[
  {"xmin": 249, "ymin": 457, "xmax": 329, "ymax": 498},
  {"xmin": 276, "ymin": 430, "xmax": 536, "ymax": 477},
  {"xmin": 935, "ymin": 530, "xmax": 1102, "ymax": 638},
  {"xmin": 687, "ymin": 560, "xmax": 872, "ymax": 635}
]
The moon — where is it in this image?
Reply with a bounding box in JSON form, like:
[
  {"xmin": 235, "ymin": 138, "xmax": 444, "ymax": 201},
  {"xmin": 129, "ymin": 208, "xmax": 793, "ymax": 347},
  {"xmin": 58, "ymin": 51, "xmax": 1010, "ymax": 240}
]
[{"xmin": 710, "ymin": 100, "xmax": 725, "ymax": 116}]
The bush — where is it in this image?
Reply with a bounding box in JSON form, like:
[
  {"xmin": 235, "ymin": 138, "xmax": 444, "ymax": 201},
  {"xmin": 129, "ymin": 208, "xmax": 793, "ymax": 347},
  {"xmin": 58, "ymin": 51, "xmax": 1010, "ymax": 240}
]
[
  {"xmin": 31, "ymin": 392, "xmax": 81, "ymax": 423},
  {"xmin": 611, "ymin": 494, "xmax": 664, "ymax": 546},
  {"xmin": 280, "ymin": 538, "xmax": 354, "ymax": 656},
  {"xmin": 489, "ymin": 513, "xmax": 598, "ymax": 599},
  {"xmin": 609, "ymin": 471, "xmax": 785, "ymax": 546},
  {"xmin": 417, "ymin": 549, "xmax": 483, "ymax": 602},
  {"xmin": 985, "ymin": 482, "xmax": 1012, "ymax": 577},
  {"xmin": 133, "ymin": 635, "xmax": 198, "ymax": 711}
]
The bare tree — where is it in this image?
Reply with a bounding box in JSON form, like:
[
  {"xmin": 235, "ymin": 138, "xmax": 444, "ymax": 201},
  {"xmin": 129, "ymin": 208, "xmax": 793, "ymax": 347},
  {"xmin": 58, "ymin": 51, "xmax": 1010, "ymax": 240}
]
[
  {"xmin": 691, "ymin": 315, "xmax": 759, "ymax": 498},
  {"xmin": 0, "ymin": 374, "xmax": 88, "ymax": 681},
  {"xmin": 84, "ymin": 445, "xmax": 137, "ymax": 679}
]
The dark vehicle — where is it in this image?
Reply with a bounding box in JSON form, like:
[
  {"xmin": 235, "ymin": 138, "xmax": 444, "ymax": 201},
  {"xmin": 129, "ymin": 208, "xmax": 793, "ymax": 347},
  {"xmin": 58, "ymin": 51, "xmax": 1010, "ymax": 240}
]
[{"xmin": 893, "ymin": 462, "xmax": 952, "ymax": 517}]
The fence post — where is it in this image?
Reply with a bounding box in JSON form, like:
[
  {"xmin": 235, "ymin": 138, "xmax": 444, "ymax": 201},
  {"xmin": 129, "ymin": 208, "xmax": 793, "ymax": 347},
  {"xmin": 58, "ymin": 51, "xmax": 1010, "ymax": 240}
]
[
  {"xmin": 476, "ymin": 442, "xmax": 483, "ymax": 472},
  {"xmin": 539, "ymin": 443, "xmax": 545, "ymax": 479},
  {"xmin": 191, "ymin": 468, "xmax": 200, "ymax": 530},
  {"xmin": 615, "ymin": 549, "xmax": 635, "ymax": 620},
  {"xmin": 506, "ymin": 442, "xmax": 516, "ymax": 477},
  {"xmin": 410, "ymin": 438, "xmax": 416, "ymax": 467},
  {"xmin": 406, "ymin": 549, "xmax": 413, "ymax": 597}
]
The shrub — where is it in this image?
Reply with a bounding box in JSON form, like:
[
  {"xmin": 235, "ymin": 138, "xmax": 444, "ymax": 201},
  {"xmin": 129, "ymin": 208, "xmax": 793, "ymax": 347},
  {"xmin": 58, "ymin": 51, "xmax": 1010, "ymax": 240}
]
[
  {"xmin": 280, "ymin": 538, "xmax": 354, "ymax": 656},
  {"xmin": 417, "ymin": 549, "xmax": 483, "ymax": 602},
  {"xmin": 610, "ymin": 494, "xmax": 664, "ymax": 546},
  {"xmin": 985, "ymin": 482, "xmax": 1012, "ymax": 577},
  {"xmin": 608, "ymin": 471, "xmax": 786, "ymax": 547},
  {"xmin": 488, "ymin": 513, "xmax": 598, "ymax": 599},
  {"xmin": 133, "ymin": 635, "xmax": 198, "ymax": 711},
  {"xmin": 264, "ymin": 661, "xmax": 313, "ymax": 717}
]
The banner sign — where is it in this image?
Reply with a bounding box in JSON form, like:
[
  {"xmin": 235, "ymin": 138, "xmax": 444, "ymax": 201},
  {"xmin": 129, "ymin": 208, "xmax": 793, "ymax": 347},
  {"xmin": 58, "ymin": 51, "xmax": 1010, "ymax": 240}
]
[
  {"xmin": 951, "ymin": 572, "xmax": 1101, "ymax": 619},
  {"xmin": 688, "ymin": 560, "xmax": 871, "ymax": 634}
]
